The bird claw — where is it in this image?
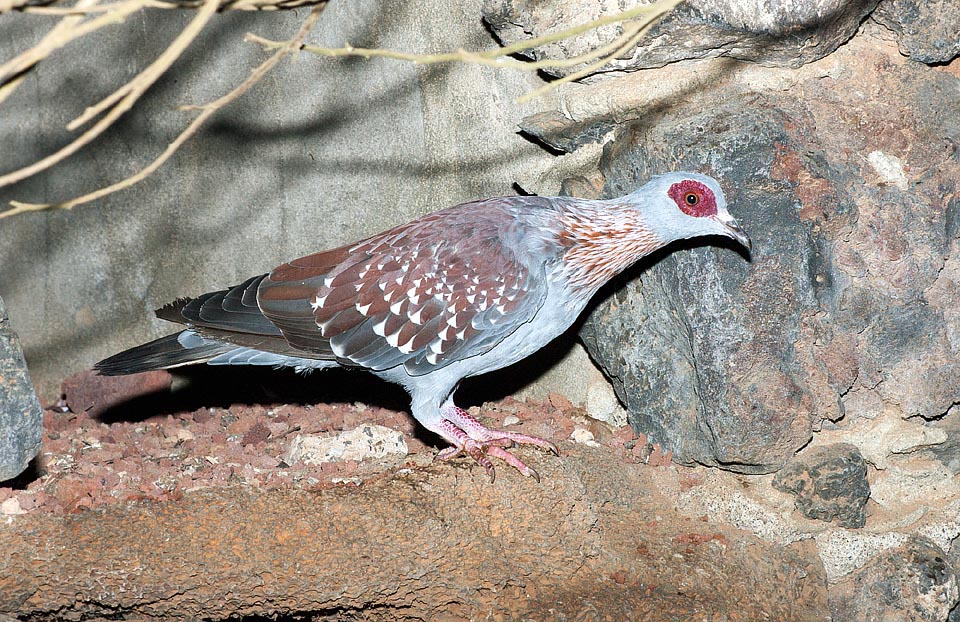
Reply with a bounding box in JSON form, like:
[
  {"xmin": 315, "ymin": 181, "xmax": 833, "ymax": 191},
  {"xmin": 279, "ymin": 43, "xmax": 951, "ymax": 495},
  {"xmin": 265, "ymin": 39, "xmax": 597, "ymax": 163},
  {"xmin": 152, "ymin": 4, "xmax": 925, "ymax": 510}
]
[{"xmin": 435, "ymin": 406, "xmax": 558, "ymax": 482}]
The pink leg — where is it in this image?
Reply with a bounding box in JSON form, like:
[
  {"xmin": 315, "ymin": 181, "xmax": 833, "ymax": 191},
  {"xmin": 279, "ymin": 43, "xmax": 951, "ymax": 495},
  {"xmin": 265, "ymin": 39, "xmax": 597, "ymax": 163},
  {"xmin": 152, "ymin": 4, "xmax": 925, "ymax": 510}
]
[{"xmin": 435, "ymin": 406, "xmax": 559, "ymax": 483}]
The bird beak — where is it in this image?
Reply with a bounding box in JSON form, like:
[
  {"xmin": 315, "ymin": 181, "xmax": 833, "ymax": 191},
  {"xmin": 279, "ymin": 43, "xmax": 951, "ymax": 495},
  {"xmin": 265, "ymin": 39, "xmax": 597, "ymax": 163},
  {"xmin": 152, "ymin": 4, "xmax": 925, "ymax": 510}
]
[{"xmin": 717, "ymin": 216, "xmax": 752, "ymax": 253}]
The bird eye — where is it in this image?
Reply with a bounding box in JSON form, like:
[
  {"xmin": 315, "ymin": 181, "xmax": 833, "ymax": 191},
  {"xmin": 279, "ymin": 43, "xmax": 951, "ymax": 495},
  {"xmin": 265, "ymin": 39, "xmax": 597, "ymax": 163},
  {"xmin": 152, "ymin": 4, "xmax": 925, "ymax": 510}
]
[{"xmin": 685, "ymin": 193, "xmax": 699, "ymax": 206}]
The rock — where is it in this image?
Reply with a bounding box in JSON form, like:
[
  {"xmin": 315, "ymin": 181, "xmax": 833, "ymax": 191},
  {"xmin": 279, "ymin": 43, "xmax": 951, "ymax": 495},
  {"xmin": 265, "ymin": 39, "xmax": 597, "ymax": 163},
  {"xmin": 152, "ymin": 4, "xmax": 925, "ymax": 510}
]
[
  {"xmin": 585, "ymin": 379, "xmax": 627, "ymax": 427},
  {"xmin": 950, "ymin": 536, "xmax": 960, "ymax": 622},
  {"xmin": 773, "ymin": 443, "xmax": 870, "ymax": 528},
  {"xmin": 60, "ymin": 369, "xmax": 172, "ymax": 418},
  {"xmin": 581, "ymin": 101, "xmax": 823, "ymax": 473},
  {"xmin": 0, "ymin": 450, "xmax": 831, "ymax": 621},
  {"xmin": 0, "ymin": 295, "xmax": 42, "ymax": 482},
  {"xmin": 927, "ymin": 408, "xmax": 960, "ymax": 474},
  {"xmin": 815, "ymin": 411, "xmax": 948, "ymax": 470},
  {"xmin": 579, "ymin": 30, "xmax": 960, "ymax": 472},
  {"xmin": 285, "ymin": 425, "xmax": 408, "ymax": 465},
  {"xmin": 482, "ymin": 0, "xmax": 880, "ymax": 78},
  {"xmin": 873, "ymin": 0, "xmax": 960, "ymax": 64},
  {"xmin": 829, "ymin": 537, "xmax": 959, "ymax": 622},
  {"xmin": 570, "ymin": 427, "xmax": 600, "ymax": 446}
]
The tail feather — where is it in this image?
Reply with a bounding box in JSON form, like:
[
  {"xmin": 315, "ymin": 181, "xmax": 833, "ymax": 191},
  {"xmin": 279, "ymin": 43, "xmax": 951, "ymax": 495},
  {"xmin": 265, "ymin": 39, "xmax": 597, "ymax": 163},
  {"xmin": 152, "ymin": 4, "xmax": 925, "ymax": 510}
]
[{"xmin": 94, "ymin": 332, "xmax": 233, "ymax": 376}]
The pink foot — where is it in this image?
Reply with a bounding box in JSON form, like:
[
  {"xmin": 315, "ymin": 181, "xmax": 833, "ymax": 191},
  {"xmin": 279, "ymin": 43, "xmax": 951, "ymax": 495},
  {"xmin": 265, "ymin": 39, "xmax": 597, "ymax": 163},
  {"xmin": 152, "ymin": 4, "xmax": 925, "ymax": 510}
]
[{"xmin": 435, "ymin": 406, "xmax": 559, "ymax": 483}]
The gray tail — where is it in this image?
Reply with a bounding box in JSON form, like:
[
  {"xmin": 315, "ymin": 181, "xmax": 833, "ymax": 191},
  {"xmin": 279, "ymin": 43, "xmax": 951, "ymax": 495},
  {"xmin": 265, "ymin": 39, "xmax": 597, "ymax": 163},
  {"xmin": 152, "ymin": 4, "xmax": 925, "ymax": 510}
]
[{"xmin": 94, "ymin": 332, "xmax": 232, "ymax": 376}]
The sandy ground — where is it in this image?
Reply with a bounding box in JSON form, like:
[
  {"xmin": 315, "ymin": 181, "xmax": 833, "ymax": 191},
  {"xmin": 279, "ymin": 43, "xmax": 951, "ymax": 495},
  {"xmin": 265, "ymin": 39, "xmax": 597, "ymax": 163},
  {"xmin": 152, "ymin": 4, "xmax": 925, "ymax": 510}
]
[{"xmin": 1, "ymin": 367, "xmax": 664, "ymax": 516}]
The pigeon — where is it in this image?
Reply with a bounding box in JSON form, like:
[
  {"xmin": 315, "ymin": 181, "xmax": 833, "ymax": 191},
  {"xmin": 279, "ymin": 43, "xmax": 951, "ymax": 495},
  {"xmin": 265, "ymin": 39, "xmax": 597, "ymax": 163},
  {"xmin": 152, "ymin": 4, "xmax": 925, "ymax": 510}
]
[{"xmin": 96, "ymin": 172, "xmax": 751, "ymax": 481}]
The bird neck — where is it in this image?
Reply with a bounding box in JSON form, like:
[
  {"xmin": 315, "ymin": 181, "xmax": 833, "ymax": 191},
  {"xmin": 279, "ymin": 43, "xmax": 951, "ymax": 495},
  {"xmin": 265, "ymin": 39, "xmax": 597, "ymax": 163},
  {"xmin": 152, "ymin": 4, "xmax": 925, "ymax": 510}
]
[{"xmin": 555, "ymin": 200, "xmax": 665, "ymax": 293}]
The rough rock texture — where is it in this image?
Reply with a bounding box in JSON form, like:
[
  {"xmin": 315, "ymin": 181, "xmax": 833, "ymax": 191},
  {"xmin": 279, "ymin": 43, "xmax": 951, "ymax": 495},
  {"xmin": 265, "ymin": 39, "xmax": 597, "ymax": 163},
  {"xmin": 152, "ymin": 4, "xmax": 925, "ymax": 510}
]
[
  {"xmin": 773, "ymin": 443, "xmax": 870, "ymax": 528},
  {"xmin": 61, "ymin": 368, "xmax": 172, "ymax": 418},
  {"xmin": 579, "ymin": 28, "xmax": 960, "ymax": 472},
  {"xmin": 0, "ymin": 398, "xmax": 829, "ymax": 621},
  {"xmin": 483, "ymin": 0, "xmax": 880, "ymax": 77},
  {"xmin": 0, "ymin": 295, "xmax": 42, "ymax": 482},
  {"xmin": 873, "ymin": 0, "xmax": 960, "ymax": 64},
  {"xmin": 829, "ymin": 537, "xmax": 959, "ymax": 622}
]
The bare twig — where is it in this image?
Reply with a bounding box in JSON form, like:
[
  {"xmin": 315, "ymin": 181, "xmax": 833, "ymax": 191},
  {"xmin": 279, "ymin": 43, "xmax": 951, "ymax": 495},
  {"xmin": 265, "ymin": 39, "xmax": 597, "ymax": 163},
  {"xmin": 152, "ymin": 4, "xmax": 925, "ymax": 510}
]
[
  {"xmin": 15, "ymin": 0, "xmax": 176, "ymax": 16},
  {"xmin": 0, "ymin": 0, "xmax": 103, "ymax": 104},
  {"xmin": 0, "ymin": 0, "xmax": 679, "ymax": 218},
  {"xmin": 2, "ymin": 3, "xmax": 325, "ymax": 217},
  {"xmin": 250, "ymin": 0, "xmax": 681, "ymax": 87},
  {"xmin": 5, "ymin": 0, "xmax": 325, "ymax": 13},
  {"xmin": 0, "ymin": 0, "xmax": 219, "ymax": 196},
  {"xmin": 516, "ymin": 5, "xmax": 672, "ymax": 104},
  {"xmin": 0, "ymin": 0, "xmax": 153, "ymax": 90}
]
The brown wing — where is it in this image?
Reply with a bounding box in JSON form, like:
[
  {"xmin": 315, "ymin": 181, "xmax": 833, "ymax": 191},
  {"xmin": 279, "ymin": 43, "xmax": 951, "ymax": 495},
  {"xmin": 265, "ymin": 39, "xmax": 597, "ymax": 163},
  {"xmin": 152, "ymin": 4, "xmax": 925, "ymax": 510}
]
[
  {"xmin": 256, "ymin": 198, "xmax": 549, "ymax": 376},
  {"xmin": 154, "ymin": 274, "xmax": 315, "ymax": 356}
]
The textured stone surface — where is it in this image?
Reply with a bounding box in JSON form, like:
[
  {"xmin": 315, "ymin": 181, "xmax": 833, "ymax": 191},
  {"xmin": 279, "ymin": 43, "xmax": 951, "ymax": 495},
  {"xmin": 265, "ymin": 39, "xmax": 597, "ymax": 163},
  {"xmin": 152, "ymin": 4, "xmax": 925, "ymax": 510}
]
[
  {"xmin": 580, "ymin": 101, "xmax": 823, "ymax": 473},
  {"xmin": 579, "ymin": 31, "xmax": 960, "ymax": 472},
  {"xmin": 286, "ymin": 425, "xmax": 408, "ymax": 464},
  {"xmin": 0, "ymin": 296, "xmax": 42, "ymax": 482},
  {"xmin": 483, "ymin": 0, "xmax": 880, "ymax": 77},
  {"xmin": 873, "ymin": 0, "xmax": 960, "ymax": 64},
  {"xmin": 773, "ymin": 443, "xmax": 870, "ymax": 528},
  {"xmin": 829, "ymin": 537, "xmax": 959, "ymax": 622},
  {"xmin": 61, "ymin": 369, "xmax": 172, "ymax": 418},
  {"xmin": 0, "ymin": 447, "xmax": 829, "ymax": 621}
]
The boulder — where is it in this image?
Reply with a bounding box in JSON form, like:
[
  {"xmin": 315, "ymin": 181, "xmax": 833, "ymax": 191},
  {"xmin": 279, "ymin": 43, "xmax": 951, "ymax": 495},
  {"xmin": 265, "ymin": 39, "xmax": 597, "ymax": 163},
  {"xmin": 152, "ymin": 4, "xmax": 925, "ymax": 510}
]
[
  {"xmin": 0, "ymin": 295, "xmax": 42, "ymax": 482},
  {"xmin": 579, "ymin": 34, "xmax": 960, "ymax": 471}
]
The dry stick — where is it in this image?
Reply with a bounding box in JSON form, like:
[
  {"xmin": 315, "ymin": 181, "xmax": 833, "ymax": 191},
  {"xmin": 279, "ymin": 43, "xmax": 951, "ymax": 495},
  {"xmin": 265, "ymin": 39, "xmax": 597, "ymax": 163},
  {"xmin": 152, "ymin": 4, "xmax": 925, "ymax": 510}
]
[
  {"xmin": 0, "ymin": 0, "xmax": 675, "ymax": 216},
  {"xmin": 2, "ymin": 3, "xmax": 326, "ymax": 217},
  {"xmin": 17, "ymin": 0, "xmax": 177, "ymax": 16},
  {"xmin": 0, "ymin": 0, "xmax": 150, "ymax": 88},
  {"xmin": 0, "ymin": 0, "xmax": 218, "ymax": 192},
  {"xmin": 517, "ymin": 10, "xmax": 670, "ymax": 104},
  {"xmin": 249, "ymin": 0, "xmax": 681, "ymax": 75},
  {"xmin": 12, "ymin": 0, "xmax": 324, "ymax": 14},
  {"xmin": 0, "ymin": 0, "xmax": 104, "ymax": 104}
]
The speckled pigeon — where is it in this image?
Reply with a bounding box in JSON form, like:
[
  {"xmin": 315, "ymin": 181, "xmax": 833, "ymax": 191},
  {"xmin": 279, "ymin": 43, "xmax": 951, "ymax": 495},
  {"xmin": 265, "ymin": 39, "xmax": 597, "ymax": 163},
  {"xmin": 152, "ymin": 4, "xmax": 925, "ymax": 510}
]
[{"xmin": 96, "ymin": 172, "xmax": 751, "ymax": 481}]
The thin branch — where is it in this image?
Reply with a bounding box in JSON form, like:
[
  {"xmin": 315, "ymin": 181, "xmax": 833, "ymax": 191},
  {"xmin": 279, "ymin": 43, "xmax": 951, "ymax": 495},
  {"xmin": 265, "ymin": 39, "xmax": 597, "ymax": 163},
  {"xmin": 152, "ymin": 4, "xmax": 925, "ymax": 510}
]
[
  {"xmin": 250, "ymin": 0, "xmax": 681, "ymax": 77},
  {"xmin": 0, "ymin": 0, "xmax": 219, "ymax": 191},
  {"xmin": 7, "ymin": 0, "xmax": 325, "ymax": 13},
  {"xmin": 16, "ymin": 0, "xmax": 176, "ymax": 15},
  {"xmin": 1, "ymin": 3, "xmax": 326, "ymax": 217},
  {"xmin": 0, "ymin": 0, "xmax": 104, "ymax": 103},
  {"xmin": 0, "ymin": 0, "xmax": 679, "ymax": 218},
  {"xmin": 516, "ymin": 7, "xmax": 670, "ymax": 104}
]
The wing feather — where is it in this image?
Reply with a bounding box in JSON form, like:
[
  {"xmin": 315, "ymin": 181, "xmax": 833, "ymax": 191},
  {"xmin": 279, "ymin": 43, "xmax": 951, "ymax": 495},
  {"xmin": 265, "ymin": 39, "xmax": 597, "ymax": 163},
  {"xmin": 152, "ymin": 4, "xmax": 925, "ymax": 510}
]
[{"xmin": 257, "ymin": 197, "xmax": 557, "ymax": 375}]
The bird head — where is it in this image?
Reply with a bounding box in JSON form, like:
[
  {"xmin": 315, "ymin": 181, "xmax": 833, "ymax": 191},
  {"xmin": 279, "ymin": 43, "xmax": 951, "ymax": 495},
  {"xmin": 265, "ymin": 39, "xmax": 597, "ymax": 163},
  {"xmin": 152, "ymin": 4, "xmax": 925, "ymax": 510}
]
[{"xmin": 631, "ymin": 172, "xmax": 751, "ymax": 253}]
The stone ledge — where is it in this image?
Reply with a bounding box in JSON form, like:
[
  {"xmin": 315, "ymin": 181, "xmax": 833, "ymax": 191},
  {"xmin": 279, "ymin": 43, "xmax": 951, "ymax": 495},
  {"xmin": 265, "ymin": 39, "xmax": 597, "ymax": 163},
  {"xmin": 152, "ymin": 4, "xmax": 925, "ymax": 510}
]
[{"xmin": 0, "ymin": 447, "xmax": 827, "ymax": 621}]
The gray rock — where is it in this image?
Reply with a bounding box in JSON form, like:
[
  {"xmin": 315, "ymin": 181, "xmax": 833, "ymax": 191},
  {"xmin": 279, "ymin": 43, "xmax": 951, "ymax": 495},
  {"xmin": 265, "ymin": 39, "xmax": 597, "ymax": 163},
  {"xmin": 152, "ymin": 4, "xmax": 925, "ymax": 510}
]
[
  {"xmin": 483, "ymin": 0, "xmax": 880, "ymax": 77},
  {"xmin": 830, "ymin": 537, "xmax": 959, "ymax": 622},
  {"xmin": 950, "ymin": 536, "xmax": 960, "ymax": 622},
  {"xmin": 0, "ymin": 295, "xmax": 43, "ymax": 482},
  {"xmin": 579, "ymin": 38, "xmax": 960, "ymax": 471},
  {"xmin": 873, "ymin": 0, "xmax": 960, "ymax": 64},
  {"xmin": 772, "ymin": 443, "xmax": 870, "ymax": 528},
  {"xmin": 580, "ymin": 101, "xmax": 829, "ymax": 473}
]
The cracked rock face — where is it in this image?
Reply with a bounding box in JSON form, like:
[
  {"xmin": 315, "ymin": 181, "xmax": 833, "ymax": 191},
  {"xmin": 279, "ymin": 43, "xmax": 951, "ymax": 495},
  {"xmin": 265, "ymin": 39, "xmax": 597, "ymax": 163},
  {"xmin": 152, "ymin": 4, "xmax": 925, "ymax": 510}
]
[
  {"xmin": 482, "ymin": 0, "xmax": 880, "ymax": 77},
  {"xmin": 579, "ymin": 48, "xmax": 960, "ymax": 472},
  {"xmin": 872, "ymin": 0, "xmax": 960, "ymax": 64},
  {"xmin": 0, "ymin": 295, "xmax": 42, "ymax": 482}
]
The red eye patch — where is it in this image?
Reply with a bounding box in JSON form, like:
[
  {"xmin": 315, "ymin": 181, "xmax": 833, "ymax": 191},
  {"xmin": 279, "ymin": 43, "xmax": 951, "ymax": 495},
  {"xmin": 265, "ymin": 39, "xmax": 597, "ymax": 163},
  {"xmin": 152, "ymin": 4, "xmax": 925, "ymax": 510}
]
[{"xmin": 668, "ymin": 179, "xmax": 718, "ymax": 218}]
